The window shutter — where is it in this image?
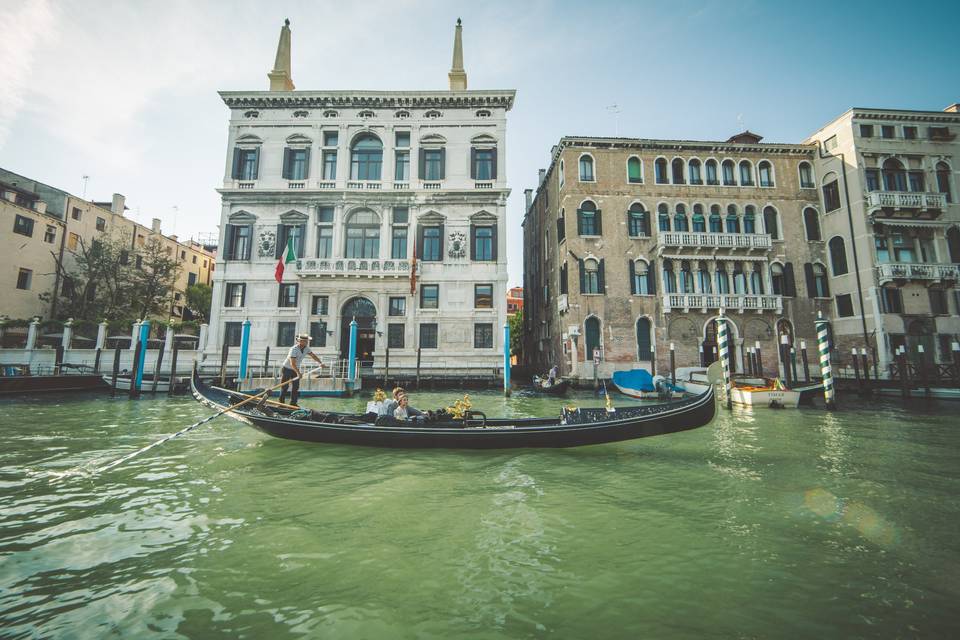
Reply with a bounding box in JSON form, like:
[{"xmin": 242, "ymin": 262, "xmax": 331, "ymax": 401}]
[
  {"xmin": 491, "ymin": 224, "xmax": 498, "ymax": 261},
  {"xmin": 276, "ymin": 224, "xmax": 285, "ymax": 259},
  {"xmin": 596, "ymin": 209, "xmax": 603, "ymax": 235},
  {"xmin": 243, "ymin": 225, "xmax": 252, "ymax": 260},
  {"xmin": 648, "ymin": 259, "xmax": 657, "ymax": 294},
  {"xmin": 303, "ymin": 148, "xmax": 310, "ymax": 179},
  {"xmin": 598, "ymin": 259, "xmax": 606, "ymax": 292},
  {"xmin": 491, "ymin": 148, "xmax": 497, "ymax": 180},
  {"xmin": 579, "ymin": 259, "xmax": 586, "ymax": 294},
  {"xmin": 803, "ymin": 263, "xmax": 815, "ymax": 298},
  {"xmin": 784, "ymin": 262, "xmax": 796, "ymax": 297},
  {"xmin": 628, "ymin": 259, "xmax": 636, "ymax": 294},
  {"xmin": 469, "ymin": 225, "xmax": 476, "ymax": 260},
  {"xmin": 297, "ymin": 224, "xmax": 306, "ymax": 258},
  {"xmin": 416, "ymin": 225, "xmax": 424, "ymax": 259},
  {"xmin": 577, "ymin": 211, "xmax": 584, "ymax": 235},
  {"xmin": 439, "ymin": 147, "xmax": 446, "ymax": 180},
  {"xmin": 560, "ymin": 264, "xmax": 568, "ymax": 294},
  {"xmin": 418, "ymin": 148, "xmax": 426, "ymax": 179},
  {"xmin": 470, "ymin": 148, "xmax": 477, "ymax": 180},
  {"xmin": 252, "ymin": 148, "xmax": 260, "ymax": 180},
  {"xmin": 438, "ymin": 222, "xmax": 445, "ymax": 257},
  {"xmin": 231, "ymin": 149, "xmax": 241, "ymax": 179},
  {"xmin": 282, "ymin": 148, "xmax": 292, "ymax": 179},
  {"xmin": 223, "ymin": 224, "xmax": 235, "ymax": 260},
  {"xmin": 240, "ymin": 284, "xmax": 246, "ymax": 307},
  {"xmin": 821, "ymin": 273, "xmax": 830, "ymax": 297}
]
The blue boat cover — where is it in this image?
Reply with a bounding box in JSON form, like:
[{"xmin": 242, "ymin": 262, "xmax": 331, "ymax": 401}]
[{"xmin": 612, "ymin": 369, "xmax": 655, "ymax": 392}]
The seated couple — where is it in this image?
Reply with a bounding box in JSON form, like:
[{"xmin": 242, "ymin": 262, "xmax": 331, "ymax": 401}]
[{"xmin": 378, "ymin": 387, "xmax": 424, "ymax": 422}]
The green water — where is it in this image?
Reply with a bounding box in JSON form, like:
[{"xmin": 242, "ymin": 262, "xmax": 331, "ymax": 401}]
[{"xmin": 1, "ymin": 389, "xmax": 958, "ymax": 638}]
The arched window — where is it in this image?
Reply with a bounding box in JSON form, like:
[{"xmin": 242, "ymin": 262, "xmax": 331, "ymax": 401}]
[
  {"xmin": 763, "ymin": 206, "xmax": 779, "ymax": 240},
  {"xmin": 689, "ymin": 159, "xmax": 703, "ymax": 185},
  {"xmin": 882, "ymin": 158, "xmax": 907, "ymax": 192},
  {"xmin": 722, "ymin": 160, "xmax": 736, "ymax": 186},
  {"xmin": 674, "ymin": 203, "xmax": 689, "ymax": 231},
  {"xmin": 579, "ymin": 155, "xmax": 595, "ymax": 181},
  {"xmin": 627, "ymin": 157, "xmax": 643, "ymax": 184},
  {"xmin": 697, "ymin": 261, "xmax": 712, "ymax": 293},
  {"xmin": 658, "ymin": 203, "xmax": 670, "ymax": 232},
  {"xmin": 770, "ymin": 263, "xmax": 784, "ymax": 295},
  {"xmin": 584, "ymin": 316, "xmax": 602, "ymax": 361},
  {"xmin": 577, "ymin": 200, "xmax": 601, "ymax": 236},
  {"xmin": 803, "ymin": 208, "xmax": 821, "ymax": 241},
  {"xmin": 726, "ymin": 204, "xmax": 740, "ymax": 233},
  {"xmin": 672, "ymin": 158, "xmax": 686, "ymax": 185},
  {"xmin": 344, "ymin": 209, "xmax": 381, "ymax": 258},
  {"xmin": 948, "ymin": 227, "xmax": 960, "ymax": 263},
  {"xmin": 709, "ymin": 205, "xmax": 722, "ymax": 232},
  {"xmin": 739, "ymin": 160, "xmax": 754, "ymax": 186},
  {"xmin": 758, "ymin": 161, "xmax": 774, "ymax": 187},
  {"xmin": 829, "ymin": 236, "xmax": 849, "ymax": 275},
  {"xmin": 750, "ymin": 267, "xmax": 764, "ymax": 294},
  {"xmin": 692, "ymin": 204, "xmax": 706, "ymax": 232},
  {"xmin": 732, "ymin": 262, "xmax": 746, "ymax": 294},
  {"xmin": 559, "ymin": 160, "xmax": 565, "ymax": 188},
  {"xmin": 743, "ymin": 205, "xmax": 756, "ymax": 234},
  {"xmin": 705, "ymin": 159, "xmax": 719, "ymax": 185},
  {"xmin": 655, "ymin": 158, "xmax": 669, "ymax": 184},
  {"xmin": 937, "ymin": 162, "xmax": 953, "ymax": 203},
  {"xmin": 631, "ymin": 259, "xmax": 652, "ymax": 295},
  {"xmin": 798, "ymin": 161, "xmax": 814, "ymax": 188},
  {"xmin": 636, "ymin": 317, "xmax": 652, "ymax": 361},
  {"xmin": 662, "ymin": 259, "xmax": 677, "ymax": 293},
  {"xmin": 805, "ymin": 263, "xmax": 830, "ymax": 298},
  {"xmin": 627, "ymin": 203, "xmax": 648, "ymax": 237},
  {"xmin": 715, "ymin": 268, "xmax": 729, "ymax": 294},
  {"xmin": 350, "ymin": 134, "xmax": 383, "ymax": 180},
  {"xmin": 582, "ymin": 258, "xmax": 601, "ymax": 293},
  {"xmin": 680, "ymin": 261, "xmax": 694, "ymax": 293}
]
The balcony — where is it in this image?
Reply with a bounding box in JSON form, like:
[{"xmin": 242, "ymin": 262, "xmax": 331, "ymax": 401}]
[
  {"xmin": 875, "ymin": 262, "xmax": 959, "ymax": 284},
  {"xmin": 346, "ymin": 181, "xmax": 382, "ymax": 190},
  {"xmin": 296, "ymin": 258, "xmax": 420, "ymax": 279},
  {"xmin": 658, "ymin": 231, "xmax": 772, "ymax": 251},
  {"xmin": 663, "ymin": 293, "xmax": 782, "ymax": 314},
  {"xmin": 557, "ymin": 294, "xmax": 569, "ymax": 314},
  {"xmin": 867, "ymin": 191, "xmax": 946, "ymax": 211}
]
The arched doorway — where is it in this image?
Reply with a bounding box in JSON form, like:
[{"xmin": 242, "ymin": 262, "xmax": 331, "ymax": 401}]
[
  {"xmin": 776, "ymin": 319, "xmax": 794, "ymax": 379},
  {"xmin": 584, "ymin": 316, "xmax": 601, "ymax": 362},
  {"xmin": 703, "ymin": 319, "xmax": 719, "ymax": 366},
  {"xmin": 906, "ymin": 319, "xmax": 934, "ymax": 368},
  {"xmin": 340, "ymin": 297, "xmax": 377, "ymax": 365},
  {"xmin": 703, "ymin": 318, "xmax": 739, "ymax": 372},
  {"xmin": 636, "ymin": 317, "xmax": 652, "ymax": 361}
]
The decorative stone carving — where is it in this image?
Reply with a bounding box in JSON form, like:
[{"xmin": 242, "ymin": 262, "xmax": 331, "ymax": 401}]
[
  {"xmin": 448, "ymin": 231, "xmax": 467, "ymax": 258},
  {"xmin": 244, "ymin": 110, "xmax": 260, "ymax": 118},
  {"xmin": 258, "ymin": 228, "xmax": 276, "ymax": 258},
  {"xmin": 293, "ymin": 110, "xmax": 309, "ymax": 118}
]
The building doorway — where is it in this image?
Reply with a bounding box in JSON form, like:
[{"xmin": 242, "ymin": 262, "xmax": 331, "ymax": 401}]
[
  {"xmin": 584, "ymin": 316, "xmax": 602, "ymax": 362},
  {"xmin": 703, "ymin": 319, "xmax": 718, "ymax": 366},
  {"xmin": 340, "ymin": 297, "xmax": 377, "ymax": 365}
]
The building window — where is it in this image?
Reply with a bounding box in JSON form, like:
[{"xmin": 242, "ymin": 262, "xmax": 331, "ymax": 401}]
[
  {"xmin": 224, "ymin": 322, "xmax": 243, "ymax": 347},
  {"xmin": 726, "ymin": 205, "xmax": 740, "ymax": 233},
  {"xmin": 579, "ymin": 155, "xmax": 594, "ymax": 181},
  {"xmin": 95, "ymin": 216, "xmax": 106, "ymax": 231},
  {"xmin": 389, "ymin": 296, "xmax": 406, "ymax": 316},
  {"xmin": 419, "ymin": 323, "xmax": 438, "ymax": 349},
  {"xmin": 822, "ymin": 180, "xmax": 841, "ymax": 212},
  {"xmin": 283, "ymin": 148, "xmax": 310, "ymax": 180},
  {"xmin": 824, "ymin": 135, "xmax": 838, "ymax": 151},
  {"xmin": 722, "ymin": 160, "xmax": 736, "ymax": 186},
  {"xmin": 394, "ymin": 150, "xmax": 410, "ymax": 181},
  {"xmin": 559, "ymin": 160, "xmax": 565, "ymax": 188},
  {"xmin": 936, "ymin": 162, "xmax": 953, "ymax": 203},
  {"xmin": 556, "ymin": 210, "xmax": 566, "ymax": 243},
  {"xmin": 277, "ymin": 322, "xmax": 296, "ymax": 347},
  {"xmin": 420, "ymin": 284, "xmax": 439, "ymax": 309},
  {"xmin": 277, "ymin": 223, "xmax": 306, "ymax": 259},
  {"xmin": 740, "ymin": 205, "xmax": 755, "ymax": 234},
  {"xmin": 859, "ymin": 124, "xmax": 874, "ymax": 138},
  {"xmin": 739, "ymin": 160, "xmax": 754, "ymax": 186},
  {"xmin": 803, "ymin": 208, "xmax": 821, "ymax": 241},
  {"xmin": 881, "ymin": 125, "xmax": 895, "ymax": 139},
  {"xmin": 836, "ymin": 294, "xmax": 854, "ymax": 317},
  {"xmin": 350, "ymin": 134, "xmax": 383, "ymax": 180},
  {"xmin": 891, "ymin": 232, "xmax": 914, "ymax": 262},
  {"xmin": 577, "ymin": 201, "xmax": 601, "ymax": 236},
  {"xmin": 344, "ymin": 209, "xmax": 380, "ymax": 258},
  {"xmin": 929, "ymin": 288, "xmax": 948, "ymax": 315},
  {"xmin": 692, "ymin": 204, "xmax": 706, "ymax": 232},
  {"xmin": 908, "ymin": 171, "xmax": 925, "ymax": 192},
  {"xmin": 671, "ymin": 158, "xmax": 685, "ymax": 185},
  {"xmin": 421, "ymin": 148, "xmax": 445, "ymax": 181},
  {"xmin": 44, "ymin": 225, "xmax": 56, "ymax": 243},
  {"xmin": 580, "ymin": 258, "xmax": 603, "ymax": 294},
  {"xmin": 758, "ymin": 161, "xmax": 774, "ymax": 187},
  {"xmin": 312, "ymin": 295, "xmax": 328, "ymax": 315},
  {"xmin": 471, "ymin": 148, "xmax": 496, "ymax": 180},
  {"xmin": 278, "ymin": 283, "xmax": 298, "ymax": 307},
  {"xmin": 947, "ymin": 227, "xmax": 960, "ymax": 263},
  {"xmin": 799, "ymin": 162, "xmax": 815, "ymax": 188},
  {"xmin": 224, "ymin": 283, "xmax": 245, "ymax": 307},
  {"xmin": 829, "ymin": 237, "xmax": 849, "ymax": 275},
  {"xmin": 882, "ymin": 159, "xmax": 907, "ymax": 191},
  {"xmin": 657, "ymin": 204, "xmax": 670, "ymax": 232},
  {"xmin": 674, "ymin": 203, "xmax": 689, "ymax": 232},
  {"xmin": 421, "ymin": 225, "xmax": 442, "ymax": 261},
  {"xmin": 71, "ymin": 207, "xmax": 82, "ymax": 221},
  {"xmin": 770, "ymin": 263, "xmax": 784, "ymax": 295},
  {"xmin": 68, "ymin": 232, "xmax": 79, "ymax": 250},
  {"xmin": 388, "ymin": 324, "xmax": 405, "ymax": 349},
  {"xmin": 865, "ymin": 168, "xmax": 880, "ymax": 191},
  {"xmin": 13, "ymin": 215, "xmax": 34, "ymax": 237},
  {"xmin": 904, "ymin": 126, "xmax": 917, "ymax": 140},
  {"xmin": 472, "ymin": 225, "xmax": 495, "ymax": 260},
  {"xmin": 225, "ymin": 224, "xmax": 252, "ymax": 260},
  {"xmin": 627, "ymin": 157, "xmax": 643, "ymax": 183},
  {"xmin": 322, "ymin": 150, "xmax": 337, "ymax": 180},
  {"xmin": 232, "ymin": 147, "xmax": 260, "ymax": 180},
  {"xmin": 475, "ymin": 283, "xmax": 493, "ymax": 308},
  {"xmin": 880, "ymin": 287, "xmax": 903, "ymax": 314},
  {"xmin": 631, "ymin": 260, "xmax": 653, "ymax": 295},
  {"xmin": 655, "ymin": 158, "xmax": 668, "ymax": 184},
  {"xmin": 310, "ymin": 321, "xmax": 328, "ymax": 347},
  {"xmin": 16, "ymin": 268, "xmax": 32, "ymax": 290},
  {"xmin": 708, "ymin": 205, "xmax": 722, "ymax": 232},
  {"xmin": 627, "ymin": 203, "xmax": 648, "ymax": 237},
  {"xmin": 806, "ymin": 263, "xmax": 830, "ymax": 298},
  {"xmin": 187, "ymin": 272, "xmax": 197, "ymax": 286},
  {"xmin": 705, "ymin": 159, "xmax": 719, "ymax": 185},
  {"xmin": 474, "ymin": 323, "xmax": 494, "ymax": 349},
  {"xmin": 688, "ymin": 159, "xmax": 702, "ymax": 185},
  {"xmin": 323, "ymin": 131, "xmax": 338, "ymax": 147}
]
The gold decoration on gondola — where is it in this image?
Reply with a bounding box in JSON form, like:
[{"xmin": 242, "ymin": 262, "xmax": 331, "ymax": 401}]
[
  {"xmin": 446, "ymin": 395, "xmax": 472, "ymax": 419},
  {"xmin": 605, "ymin": 393, "xmax": 614, "ymax": 412},
  {"xmin": 373, "ymin": 388, "xmax": 387, "ymax": 402}
]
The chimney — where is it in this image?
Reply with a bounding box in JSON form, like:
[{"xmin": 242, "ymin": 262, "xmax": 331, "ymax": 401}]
[
  {"xmin": 524, "ymin": 188, "xmax": 533, "ymax": 210},
  {"xmin": 538, "ymin": 169, "xmax": 546, "ymax": 184},
  {"xmin": 170, "ymin": 235, "xmax": 178, "ymax": 242},
  {"xmin": 151, "ymin": 218, "xmax": 162, "ymax": 234},
  {"xmin": 944, "ymin": 103, "xmax": 960, "ymax": 113},
  {"xmin": 33, "ymin": 201, "xmax": 47, "ymax": 214},
  {"xmin": 111, "ymin": 193, "xmax": 125, "ymax": 214}
]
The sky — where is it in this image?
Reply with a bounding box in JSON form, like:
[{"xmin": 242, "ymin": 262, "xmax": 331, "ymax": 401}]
[{"xmin": 2, "ymin": 0, "xmax": 958, "ymax": 287}]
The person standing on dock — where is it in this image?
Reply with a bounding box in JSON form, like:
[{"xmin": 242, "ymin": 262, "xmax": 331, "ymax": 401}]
[{"xmin": 279, "ymin": 334, "xmax": 323, "ymax": 406}]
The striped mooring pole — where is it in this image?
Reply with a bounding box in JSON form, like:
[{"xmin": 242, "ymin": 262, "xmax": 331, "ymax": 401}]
[
  {"xmin": 717, "ymin": 312, "xmax": 732, "ymax": 410},
  {"xmin": 815, "ymin": 313, "xmax": 836, "ymax": 410}
]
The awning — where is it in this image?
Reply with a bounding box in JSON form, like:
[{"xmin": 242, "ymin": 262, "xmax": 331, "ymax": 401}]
[{"xmin": 872, "ymin": 218, "xmax": 949, "ymax": 230}]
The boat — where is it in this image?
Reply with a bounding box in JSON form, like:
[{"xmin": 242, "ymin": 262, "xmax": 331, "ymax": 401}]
[
  {"xmin": 874, "ymin": 387, "xmax": 960, "ymax": 401},
  {"xmin": 675, "ymin": 367, "xmax": 712, "ymax": 395},
  {"xmin": 0, "ymin": 373, "xmax": 107, "ymax": 395},
  {"xmin": 103, "ymin": 375, "xmax": 173, "ymax": 393},
  {"xmin": 530, "ymin": 376, "xmax": 569, "ymax": 395},
  {"xmin": 611, "ymin": 369, "xmax": 682, "ymax": 399},
  {"xmin": 729, "ymin": 378, "xmax": 800, "ymax": 408},
  {"xmin": 191, "ymin": 370, "xmax": 716, "ymax": 449}
]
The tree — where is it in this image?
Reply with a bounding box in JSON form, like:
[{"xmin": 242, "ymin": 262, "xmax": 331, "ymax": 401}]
[
  {"xmin": 44, "ymin": 236, "xmax": 137, "ymax": 322},
  {"xmin": 509, "ymin": 308, "xmax": 523, "ymax": 363},
  {"xmin": 185, "ymin": 284, "xmax": 212, "ymax": 322},
  {"xmin": 130, "ymin": 237, "xmax": 182, "ymax": 320}
]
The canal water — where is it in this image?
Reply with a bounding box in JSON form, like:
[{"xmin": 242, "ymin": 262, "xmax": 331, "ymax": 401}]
[{"xmin": 1, "ymin": 389, "xmax": 958, "ymax": 638}]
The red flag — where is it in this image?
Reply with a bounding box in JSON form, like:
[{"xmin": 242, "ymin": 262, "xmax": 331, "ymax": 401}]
[{"xmin": 275, "ymin": 237, "xmax": 296, "ymax": 283}]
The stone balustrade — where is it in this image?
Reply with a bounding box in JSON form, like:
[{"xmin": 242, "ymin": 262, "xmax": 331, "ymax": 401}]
[
  {"xmin": 659, "ymin": 231, "xmax": 772, "ymax": 250},
  {"xmin": 867, "ymin": 191, "xmax": 947, "ymax": 210},
  {"xmin": 296, "ymin": 258, "xmax": 420, "ymax": 278},
  {"xmin": 876, "ymin": 262, "xmax": 959, "ymax": 283},
  {"xmin": 663, "ymin": 293, "xmax": 782, "ymax": 313}
]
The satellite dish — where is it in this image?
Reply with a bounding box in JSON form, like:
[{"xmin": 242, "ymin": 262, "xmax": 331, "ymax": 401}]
[{"xmin": 706, "ymin": 361, "xmax": 724, "ymax": 385}]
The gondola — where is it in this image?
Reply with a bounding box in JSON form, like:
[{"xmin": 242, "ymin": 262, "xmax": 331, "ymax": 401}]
[
  {"xmin": 530, "ymin": 376, "xmax": 570, "ymax": 395},
  {"xmin": 191, "ymin": 370, "xmax": 716, "ymax": 449}
]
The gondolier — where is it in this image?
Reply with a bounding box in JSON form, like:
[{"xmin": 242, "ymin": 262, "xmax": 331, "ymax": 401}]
[{"xmin": 279, "ymin": 334, "xmax": 323, "ymax": 406}]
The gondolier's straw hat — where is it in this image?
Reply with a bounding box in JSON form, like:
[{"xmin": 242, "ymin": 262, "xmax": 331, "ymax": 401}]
[{"xmin": 296, "ymin": 333, "xmax": 311, "ymax": 341}]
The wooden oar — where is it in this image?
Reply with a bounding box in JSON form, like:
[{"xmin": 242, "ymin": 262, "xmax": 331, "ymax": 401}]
[{"xmin": 87, "ymin": 369, "xmax": 315, "ymax": 476}]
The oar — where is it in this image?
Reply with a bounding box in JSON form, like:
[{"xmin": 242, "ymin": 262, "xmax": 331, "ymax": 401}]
[{"xmin": 87, "ymin": 369, "xmax": 315, "ymax": 476}]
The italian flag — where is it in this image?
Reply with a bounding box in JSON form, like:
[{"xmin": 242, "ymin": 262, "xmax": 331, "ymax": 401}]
[{"xmin": 275, "ymin": 237, "xmax": 296, "ymax": 283}]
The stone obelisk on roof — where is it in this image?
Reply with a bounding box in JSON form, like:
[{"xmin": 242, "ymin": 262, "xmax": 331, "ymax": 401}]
[
  {"xmin": 268, "ymin": 18, "xmax": 295, "ymax": 91},
  {"xmin": 448, "ymin": 18, "xmax": 467, "ymax": 90}
]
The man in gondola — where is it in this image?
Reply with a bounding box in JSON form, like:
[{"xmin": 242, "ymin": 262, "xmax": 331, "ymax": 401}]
[
  {"xmin": 278, "ymin": 333, "xmax": 323, "ymax": 406},
  {"xmin": 545, "ymin": 365, "xmax": 559, "ymax": 387}
]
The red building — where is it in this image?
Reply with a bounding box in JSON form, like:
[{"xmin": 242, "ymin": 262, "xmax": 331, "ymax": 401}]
[{"xmin": 507, "ymin": 286, "xmax": 524, "ymax": 317}]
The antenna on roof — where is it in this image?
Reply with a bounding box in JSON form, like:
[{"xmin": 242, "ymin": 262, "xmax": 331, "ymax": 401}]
[
  {"xmin": 81, "ymin": 175, "xmax": 89, "ymax": 199},
  {"xmin": 606, "ymin": 104, "xmax": 621, "ymax": 137}
]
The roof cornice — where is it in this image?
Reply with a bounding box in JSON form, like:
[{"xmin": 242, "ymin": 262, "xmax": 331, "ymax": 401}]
[
  {"xmin": 219, "ymin": 90, "xmax": 516, "ymax": 111},
  {"xmin": 850, "ymin": 109, "xmax": 960, "ymax": 124},
  {"xmin": 556, "ymin": 137, "xmax": 815, "ymax": 155}
]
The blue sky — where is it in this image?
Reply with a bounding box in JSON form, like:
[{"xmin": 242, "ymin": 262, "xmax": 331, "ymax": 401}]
[{"xmin": 1, "ymin": 0, "xmax": 957, "ymax": 287}]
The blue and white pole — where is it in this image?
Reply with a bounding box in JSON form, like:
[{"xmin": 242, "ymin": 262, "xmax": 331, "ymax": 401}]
[
  {"xmin": 347, "ymin": 317, "xmax": 358, "ymax": 387},
  {"xmin": 717, "ymin": 312, "xmax": 732, "ymax": 409},
  {"xmin": 504, "ymin": 322, "xmax": 511, "ymax": 396},
  {"xmin": 238, "ymin": 319, "xmax": 251, "ymax": 381},
  {"xmin": 815, "ymin": 312, "xmax": 836, "ymax": 410},
  {"xmin": 134, "ymin": 320, "xmax": 150, "ymax": 393}
]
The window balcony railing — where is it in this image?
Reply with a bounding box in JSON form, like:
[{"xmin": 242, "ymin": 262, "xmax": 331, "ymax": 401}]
[
  {"xmin": 867, "ymin": 191, "xmax": 946, "ymax": 210},
  {"xmin": 287, "ymin": 182, "xmax": 306, "ymax": 189},
  {"xmin": 317, "ymin": 182, "xmax": 336, "ymax": 189},
  {"xmin": 346, "ymin": 181, "xmax": 382, "ymax": 190},
  {"xmin": 393, "ymin": 182, "xmax": 410, "ymax": 190},
  {"xmin": 475, "ymin": 182, "xmax": 494, "ymax": 189},
  {"xmin": 663, "ymin": 293, "xmax": 782, "ymax": 313},
  {"xmin": 422, "ymin": 181, "xmax": 443, "ymax": 190},
  {"xmin": 237, "ymin": 182, "xmax": 255, "ymax": 190},
  {"xmin": 658, "ymin": 231, "xmax": 772, "ymax": 250},
  {"xmin": 295, "ymin": 258, "xmax": 420, "ymax": 278},
  {"xmin": 875, "ymin": 262, "xmax": 959, "ymax": 284}
]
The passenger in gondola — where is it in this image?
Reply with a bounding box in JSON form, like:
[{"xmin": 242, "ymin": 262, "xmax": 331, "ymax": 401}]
[
  {"xmin": 545, "ymin": 365, "xmax": 559, "ymax": 388},
  {"xmin": 393, "ymin": 391, "xmax": 425, "ymax": 422},
  {"xmin": 278, "ymin": 333, "xmax": 323, "ymax": 406},
  {"xmin": 378, "ymin": 386, "xmax": 404, "ymax": 417}
]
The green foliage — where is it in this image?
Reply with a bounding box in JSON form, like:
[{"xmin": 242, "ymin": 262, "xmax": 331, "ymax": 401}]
[
  {"xmin": 185, "ymin": 284, "xmax": 213, "ymax": 323},
  {"xmin": 509, "ymin": 308, "xmax": 523, "ymax": 358},
  {"xmin": 130, "ymin": 238, "xmax": 182, "ymax": 321}
]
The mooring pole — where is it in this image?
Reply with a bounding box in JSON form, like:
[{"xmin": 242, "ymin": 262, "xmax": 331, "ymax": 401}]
[
  {"xmin": 754, "ymin": 341, "xmax": 763, "ymax": 377},
  {"xmin": 94, "ymin": 348, "xmax": 102, "ymax": 374},
  {"xmin": 168, "ymin": 339, "xmax": 179, "ymax": 396},
  {"xmin": 918, "ymin": 344, "xmax": 929, "ymax": 396},
  {"xmin": 780, "ymin": 334, "xmax": 791, "ymax": 387},
  {"xmin": 383, "ymin": 343, "xmax": 390, "ymax": 388},
  {"xmin": 745, "ymin": 347, "xmax": 753, "ymax": 376},
  {"xmin": 151, "ymin": 342, "xmax": 164, "ymax": 394},
  {"xmin": 347, "ymin": 317, "xmax": 358, "ymax": 392},
  {"xmin": 503, "ymin": 322, "xmax": 511, "ymax": 397},
  {"xmin": 54, "ymin": 345, "xmax": 64, "ymax": 376},
  {"xmin": 790, "ymin": 347, "xmax": 798, "ymax": 386},
  {"xmin": 263, "ymin": 346, "xmax": 270, "ymax": 379},
  {"xmin": 220, "ymin": 344, "xmax": 229, "ymax": 387},
  {"xmin": 669, "ymin": 342, "xmax": 676, "ymax": 387},
  {"xmin": 416, "ymin": 347, "xmax": 422, "ymax": 390},
  {"xmin": 717, "ymin": 312, "xmax": 732, "ymax": 410},
  {"xmin": 238, "ymin": 319, "xmax": 251, "ymax": 387},
  {"xmin": 851, "ymin": 347, "xmax": 862, "ymax": 394},
  {"xmin": 898, "ymin": 346, "xmax": 910, "ymax": 399},
  {"xmin": 815, "ymin": 314, "xmax": 836, "ymax": 410},
  {"xmin": 129, "ymin": 337, "xmax": 142, "ymax": 400},
  {"xmin": 859, "ymin": 348, "xmax": 870, "ymax": 386},
  {"xmin": 800, "ymin": 340, "xmax": 810, "ymax": 383},
  {"xmin": 111, "ymin": 347, "xmax": 121, "ymax": 397},
  {"xmin": 952, "ymin": 342, "xmax": 960, "ymax": 387},
  {"xmin": 698, "ymin": 344, "xmax": 704, "ymax": 368}
]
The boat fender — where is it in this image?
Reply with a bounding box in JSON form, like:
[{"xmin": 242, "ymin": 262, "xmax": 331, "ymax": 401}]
[{"xmin": 290, "ymin": 408, "xmax": 313, "ymax": 420}]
